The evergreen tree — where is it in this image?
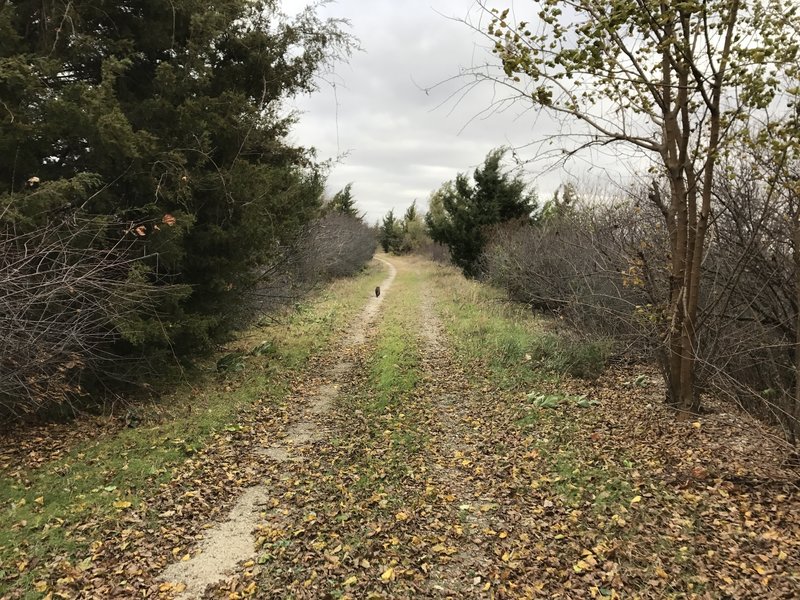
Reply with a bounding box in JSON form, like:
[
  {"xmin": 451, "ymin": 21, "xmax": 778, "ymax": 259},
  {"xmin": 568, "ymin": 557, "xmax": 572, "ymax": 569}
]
[
  {"xmin": 426, "ymin": 149, "xmax": 538, "ymax": 278},
  {"xmin": 0, "ymin": 1, "xmax": 353, "ymax": 355},
  {"xmin": 403, "ymin": 201, "xmax": 419, "ymax": 225},
  {"xmin": 541, "ymin": 183, "xmax": 578, "ymax": 221},
  {"xmin": 329, "ymin": 183, "xmax": 362, "ymax": 220},
  {"xmin": 395, "ymin": 200, "xmax": 428, "ymax": 254},
  {"xmin": 379, "ymin": 210, "xmax": 401, "ymax": 253}
]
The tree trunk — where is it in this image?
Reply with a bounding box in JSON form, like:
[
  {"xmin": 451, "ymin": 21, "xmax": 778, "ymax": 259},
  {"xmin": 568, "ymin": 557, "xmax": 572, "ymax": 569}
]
[
  {"xmin": 657, "ymin": 2, "xmax": 740, "ymax": 419},
  {"xmin": 793, "ymin": 214, "xmax": 800, "ymax": 445}
]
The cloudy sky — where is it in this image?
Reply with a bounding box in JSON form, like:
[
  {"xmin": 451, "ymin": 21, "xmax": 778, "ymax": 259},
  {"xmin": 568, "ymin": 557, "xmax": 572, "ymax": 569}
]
[{"xmin": 283, "ymin": 1, "xmax": 633, "ymax": 223}]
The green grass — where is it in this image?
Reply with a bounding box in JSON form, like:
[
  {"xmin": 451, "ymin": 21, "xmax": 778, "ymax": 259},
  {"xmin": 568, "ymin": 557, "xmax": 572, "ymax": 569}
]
[
  {"xmin": 427, "ymin": 265, "xmax": 612, "ymax": 388},
  {"xmin": 0, "ymin": 260, "xmax": 388, "ymax": 597},
  {"xmin": 423, "ymin": 261, "xmax": 634, "ymax": 517},
  {"xmin": 335, "ymin": 265, "xmax": 428, "ymax": 500},
  {"xmin": 367, "ymin": 272, "xmax": 422, "ymax": 412},
  {"xmin": 364, "ymin": 269, "xmax": 426, "ymax": 476}
]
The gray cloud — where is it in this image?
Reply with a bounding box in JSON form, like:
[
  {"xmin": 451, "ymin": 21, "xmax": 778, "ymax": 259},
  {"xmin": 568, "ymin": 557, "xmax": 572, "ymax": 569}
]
[{"xmin": 283, "ymin": 0, "xmax": 636, "ymax": 222}]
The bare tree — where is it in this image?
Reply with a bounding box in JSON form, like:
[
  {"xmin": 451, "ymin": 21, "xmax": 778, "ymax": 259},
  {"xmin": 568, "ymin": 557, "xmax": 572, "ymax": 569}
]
[
  {"xmin": 243, "ymin": 212, "xmax": 377, "ymax": 317},
  {"xmin": 483, "ymin": 171, "xmax": 800, "ymax": 442},
  {"xmin": 0, "ymin": 215, "xmax": 181, "ymax": 421}
]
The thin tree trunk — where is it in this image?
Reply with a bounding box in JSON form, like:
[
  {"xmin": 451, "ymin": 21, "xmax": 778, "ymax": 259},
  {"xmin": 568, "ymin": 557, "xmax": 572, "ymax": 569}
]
[
  {"xmin": 660, "ymin": 7, "xmax": 690, "ymax": 409},
  {"xmin": 793, "ymin": 215, "xmax": 800, "ymax": 445}
]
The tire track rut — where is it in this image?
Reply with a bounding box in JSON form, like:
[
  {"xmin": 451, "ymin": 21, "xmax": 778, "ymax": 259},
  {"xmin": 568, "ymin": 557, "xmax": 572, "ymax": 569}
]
[{"xmin": 158, "ymin": 257, "xmax": 396, "ymax": 598}]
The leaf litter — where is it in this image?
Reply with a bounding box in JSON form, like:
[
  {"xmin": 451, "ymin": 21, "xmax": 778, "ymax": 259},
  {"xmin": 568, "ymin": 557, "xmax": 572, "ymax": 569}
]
[{"xmin": 2, "ymin": 255, "xmax": 799, "ymax": 599}]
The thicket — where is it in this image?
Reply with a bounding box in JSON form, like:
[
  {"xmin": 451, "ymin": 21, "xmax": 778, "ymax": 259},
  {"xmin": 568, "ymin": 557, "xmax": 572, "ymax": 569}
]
[
  {"xmin": 475, "ymin": 0, "xmax": 800, "ymax": 424},
  {"xmin": 483, "ymin": 156, "xmax": 800, "ymax": 442},
  {"xmin": 0, "ymin": 2, "xmax": 372, "ymax": 420},
  {"xmin": 248, "ymin": 210, "xmax": 377, "ymax": 318}
]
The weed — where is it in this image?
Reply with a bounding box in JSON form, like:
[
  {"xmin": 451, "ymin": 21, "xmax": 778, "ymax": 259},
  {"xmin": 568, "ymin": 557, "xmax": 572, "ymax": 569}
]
[{"xmin": 524, "ymin": 392, "xmax": 599, "ymax": 409}]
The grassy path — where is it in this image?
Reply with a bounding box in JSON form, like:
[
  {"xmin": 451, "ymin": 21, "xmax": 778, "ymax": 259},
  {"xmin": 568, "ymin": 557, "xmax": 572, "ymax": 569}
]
[{"xmin": 2, "ymin": 254, "xmax": 799, "ymax": 599}]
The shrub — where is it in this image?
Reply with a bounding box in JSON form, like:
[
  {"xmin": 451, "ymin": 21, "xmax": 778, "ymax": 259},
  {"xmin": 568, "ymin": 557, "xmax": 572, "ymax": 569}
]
[{"xmin": 482, "ymin": 179, "xmax": 800, "ymax": 441}]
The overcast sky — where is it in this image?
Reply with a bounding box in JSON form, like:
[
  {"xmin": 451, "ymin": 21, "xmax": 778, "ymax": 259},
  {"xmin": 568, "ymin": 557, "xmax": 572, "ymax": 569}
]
[{"xmin": 283, "ymin": 1, "xmax": 634, "ymax": 223}]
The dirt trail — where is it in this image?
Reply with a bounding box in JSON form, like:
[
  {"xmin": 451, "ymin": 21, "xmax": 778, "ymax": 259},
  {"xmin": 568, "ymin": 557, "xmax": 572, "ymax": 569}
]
[
  {"xmin": 159, "ymin": 257, "xmax": 396, "ymax": 598},
  {"xmin": 198, "ymin": 255, "xmax": 517, "ymax": 599},
  {"xmin": 412, "ymin": 287, "xmax": 508, "ymax": 597},
  {"xmin": 149, "ymin": 254, "xmax": 800, "ymax": 599},
  {"xmin": 8, "ymin": 254, "xmax": 799, "ymax": 599}
]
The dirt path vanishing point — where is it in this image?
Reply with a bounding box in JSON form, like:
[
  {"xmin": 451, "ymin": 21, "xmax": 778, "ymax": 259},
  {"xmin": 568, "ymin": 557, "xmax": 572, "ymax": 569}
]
[{"xmin": 158, "ymin": 257, "xmax": 397, "ymax": 598}]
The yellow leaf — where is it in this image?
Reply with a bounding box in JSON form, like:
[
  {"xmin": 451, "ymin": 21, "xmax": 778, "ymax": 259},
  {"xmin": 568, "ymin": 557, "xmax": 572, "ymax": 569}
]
[
  {"xmin": 159, "ymin": 583, "xmax": 173, "ymax": 592},
  {"xmin": 113, "ymin": 500, "xmax": 132, "ymax": 509},
  {"xmin": 34, "ymin": 496, "xmax": 44, "ymax": 506},
  {"xmin": 655, "ymin": 567, "xmax": 668, "ymax": 579},
  {"xmin": 175, "ymin": 583, "xmax": 187, "ymax": 593},
  {"xmin": 395, "ymin": 511, "xmax": 409, "ymax": 521},
  {"xmin": 692, "ymin": 421, "xmax": 701, "ymax": 429},
  {"xmin": 381, "ymin": 567, "xmax": 395, "ymax": 581},
  {"xmin": 243, "ymin": 581, "xmax": 256, "ymax": 594},
  {"xmin": 630, "ymin": 496, "xmax": 641, "ymax": 504},
  {"xmin": 754, "ymin": 565, "xmax": 767, "ymax": 576},
  {"xmin": 34, "ymin": 581, "xmax": 48, "ymax": 592},
  {"xmin": 344, "ymin": 576, "xmax": 358, "ymax": 586},
  {"xmin": 573, "ymin": 559, "xmax": 592, "ymax": 573}
]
